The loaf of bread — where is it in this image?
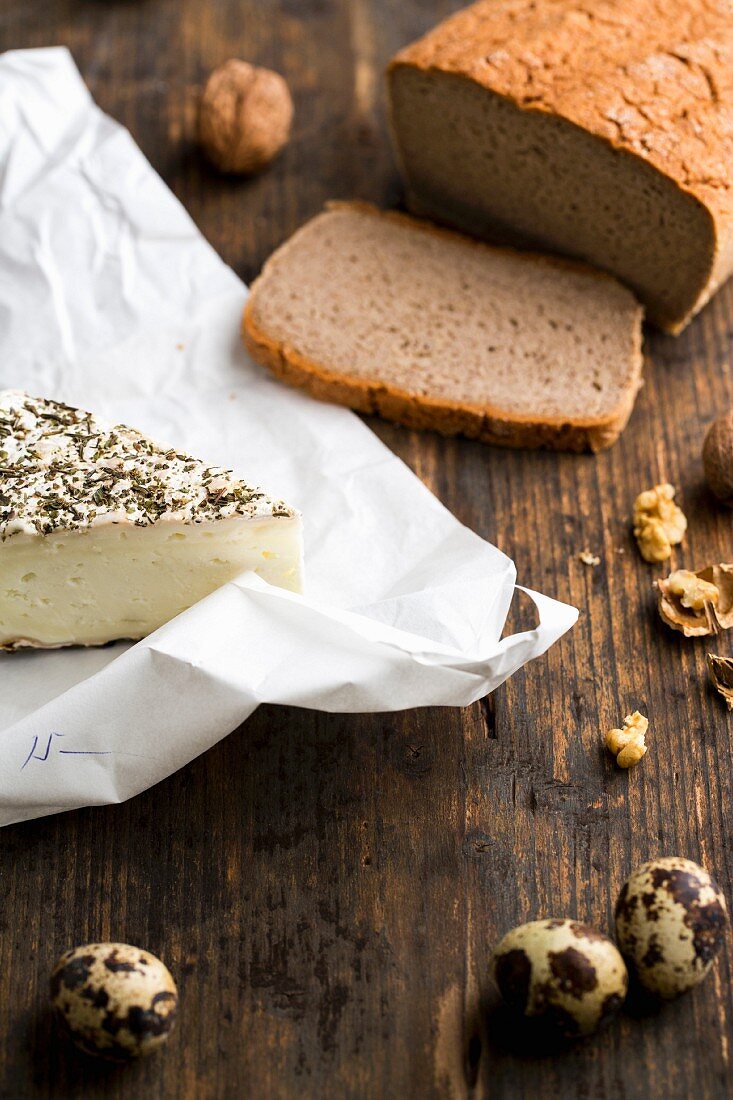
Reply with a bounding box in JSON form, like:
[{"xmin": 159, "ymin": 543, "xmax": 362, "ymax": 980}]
[
  {"xmin": 388, "ymin": 0, "xmax": 733, "ymax": 333},
  {"xmin": 243, "ymin": 203, "xmax": 643, "ymax": 452}
]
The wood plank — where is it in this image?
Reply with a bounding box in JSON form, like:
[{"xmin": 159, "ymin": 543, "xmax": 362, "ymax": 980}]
[{"xmin": 1, "ymin": 1, "xmax": 732, "ymax": 1097}]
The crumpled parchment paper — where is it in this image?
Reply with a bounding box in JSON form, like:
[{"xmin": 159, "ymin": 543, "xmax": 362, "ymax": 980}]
[{"xmin": 0, "ymin": 48, "xmax": 577, "ymax": 826}]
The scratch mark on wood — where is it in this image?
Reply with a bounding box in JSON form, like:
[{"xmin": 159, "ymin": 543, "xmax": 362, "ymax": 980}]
[{"xmin": 434, "ymin": 983, "xmax": 465, "ymax": 1099}]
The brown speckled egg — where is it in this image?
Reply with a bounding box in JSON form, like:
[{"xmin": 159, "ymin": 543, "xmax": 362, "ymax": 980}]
[
  {"xmin": 615, "ymin": 857, "xmax": 728, "ymax": 999},
  {"xmin": 51, "ymin": 942, "xmax": 178, "ymax": 1060},
  {"xmin": 491, "ymin": 919, "xmax": 628, "ymax": 1038}
]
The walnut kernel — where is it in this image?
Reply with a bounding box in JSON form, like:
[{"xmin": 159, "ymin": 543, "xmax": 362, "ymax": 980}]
[
  {"xmin": 605, "ymin": 712, "xmax": 648, "ymax": 768},
  {"xmin": 667, "ymin": 570, "xmax": 719, "ymax": 612},
  {"xmin": 632, "ymin": 483, "xmax": 687, "ymax": 563},
  {"xmin": 199, "ymin": 59, "xmax": 293, "ymax": 175}
]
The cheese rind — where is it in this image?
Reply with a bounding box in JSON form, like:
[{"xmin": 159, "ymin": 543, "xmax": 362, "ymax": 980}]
[{"xmin": 0, "ymin": 391, "xmax": 302, "ymax": 649}]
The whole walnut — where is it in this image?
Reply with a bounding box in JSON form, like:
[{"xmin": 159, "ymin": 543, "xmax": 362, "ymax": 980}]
[
  {"xmin": 199, "ymin": 59, "xmax": 293, "ymax": 175},
  {"xmin": 703, "ymin": 408, "xmax": 733, "ymax": 504}
]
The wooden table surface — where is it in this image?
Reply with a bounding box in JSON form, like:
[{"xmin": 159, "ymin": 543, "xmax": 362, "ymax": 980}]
[{"xmin": 2, "ymin": 2, "xmax": 733, "ymax": 1097}]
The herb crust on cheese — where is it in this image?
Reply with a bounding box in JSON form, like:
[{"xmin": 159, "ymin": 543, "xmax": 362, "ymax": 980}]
[{"xmin": 0, "ymin": 391, "xmax": 294, "ymax": 540}]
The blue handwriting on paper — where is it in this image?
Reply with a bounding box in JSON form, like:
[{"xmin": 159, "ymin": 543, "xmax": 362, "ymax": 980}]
[{"xmin": 21, "ymin": 731, "xmax": 112, "ymax": 772}]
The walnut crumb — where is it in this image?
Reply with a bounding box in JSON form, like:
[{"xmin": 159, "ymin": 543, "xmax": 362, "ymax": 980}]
[
  {"xmin": 605, "ymin": 711, "xmax": 648, "ymax": 769},
  {"xmin": 632, "ymin": 483, "xmax": 687, "ymax": 562},
  {"xmin": 579, "ymin": 550, "xmax": 601, "ymax": 567}
]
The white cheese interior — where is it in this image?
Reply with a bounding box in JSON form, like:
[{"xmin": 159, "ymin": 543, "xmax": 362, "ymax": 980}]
[{"xmin": 0, "ymin": 515, "xmax": 303, "ymax": 649}]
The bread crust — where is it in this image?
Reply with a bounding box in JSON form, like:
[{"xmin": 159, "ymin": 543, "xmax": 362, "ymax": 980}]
[
  {"xmin": 242, "ymin": 204, "xmax": 643, "ymax": 454},
  {"xmin": 388, "ymin": 0, "xmax": 733, "ymax": 331}
]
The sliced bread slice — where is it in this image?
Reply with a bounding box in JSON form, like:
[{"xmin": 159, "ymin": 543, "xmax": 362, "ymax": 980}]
[{"xmin": 242, "ymin": 203, "xmax": 643, "ymax": 453}]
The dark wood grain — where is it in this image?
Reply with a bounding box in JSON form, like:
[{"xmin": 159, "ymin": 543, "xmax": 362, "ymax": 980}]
[{"xmin": 2, "ymin": 1, "xmax": 733, "ymax": 1097}]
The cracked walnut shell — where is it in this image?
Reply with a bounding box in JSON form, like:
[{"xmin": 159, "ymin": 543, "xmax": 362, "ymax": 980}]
[
  {"xmin": 199, "ymin": 60, "xmax": 293, "ymax": 174},
  {"xmin": 632, "ymin": 484, "xmax": 687, "ymax": 562},
  {"xmin": 657, "ymin": 564, "xmax": 733, "ymax": 637},
  {"xmin": 707, "ymin": 654, "xmax": 733, "ymax": 710}
]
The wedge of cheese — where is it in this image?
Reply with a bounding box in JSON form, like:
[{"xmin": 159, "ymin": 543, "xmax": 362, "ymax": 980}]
[{"xmin": 0, "ymin": 391, "xmax": 302, "ymax": 650}]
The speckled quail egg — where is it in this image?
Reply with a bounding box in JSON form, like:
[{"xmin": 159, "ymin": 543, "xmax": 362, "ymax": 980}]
[
  {"xmin": 615, "ymin": 857, "xmax": 728, "ymax": 1000},
  {"xmin": 51, "ymin": 942, "xmax": 178, "ymax": 1060},
  {"xmin": 491, "ymin": 919, "xmax": 628, "ymax": 1038}
]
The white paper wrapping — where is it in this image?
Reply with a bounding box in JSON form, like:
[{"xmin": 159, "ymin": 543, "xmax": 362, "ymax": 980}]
[{"xmin": 0, "ymin": 48, "xmax": 577, "ymax": 827}]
